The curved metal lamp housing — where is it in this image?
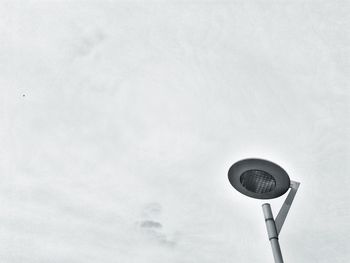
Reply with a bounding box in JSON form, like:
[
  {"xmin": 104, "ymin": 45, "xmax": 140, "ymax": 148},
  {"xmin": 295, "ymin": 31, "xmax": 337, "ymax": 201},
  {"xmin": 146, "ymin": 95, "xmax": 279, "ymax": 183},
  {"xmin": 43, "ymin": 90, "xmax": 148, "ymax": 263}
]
[
  {"xmin": 228, "ymin": 158, "xmax": 290, "ymax": 199},
  {"xmin": 228, "ymin": 158, "xmax": 300, "ymax": 263}
]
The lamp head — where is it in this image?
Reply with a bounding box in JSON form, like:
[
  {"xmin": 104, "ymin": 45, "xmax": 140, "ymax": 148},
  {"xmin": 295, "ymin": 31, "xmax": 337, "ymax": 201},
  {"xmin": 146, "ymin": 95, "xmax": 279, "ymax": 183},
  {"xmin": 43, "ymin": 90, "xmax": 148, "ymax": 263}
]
[{"xmin": 228, "ymin": 158, "xmax": 290, "ymax": 199}]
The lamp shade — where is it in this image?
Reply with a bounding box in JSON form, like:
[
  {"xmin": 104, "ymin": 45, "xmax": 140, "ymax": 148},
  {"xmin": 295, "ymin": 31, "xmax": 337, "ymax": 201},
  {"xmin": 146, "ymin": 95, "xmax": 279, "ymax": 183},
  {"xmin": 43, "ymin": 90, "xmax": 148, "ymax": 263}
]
[{"xmin": 228, "ymin": 158, "xmax": 290, "ymax": 199}]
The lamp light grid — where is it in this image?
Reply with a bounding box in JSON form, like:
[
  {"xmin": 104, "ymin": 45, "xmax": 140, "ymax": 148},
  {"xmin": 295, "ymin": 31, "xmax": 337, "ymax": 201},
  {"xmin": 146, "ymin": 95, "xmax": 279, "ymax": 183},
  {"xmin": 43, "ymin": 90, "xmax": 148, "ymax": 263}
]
[{"xmin": 240, "ymin": 169, "xmax": 276, "ymax": 194}]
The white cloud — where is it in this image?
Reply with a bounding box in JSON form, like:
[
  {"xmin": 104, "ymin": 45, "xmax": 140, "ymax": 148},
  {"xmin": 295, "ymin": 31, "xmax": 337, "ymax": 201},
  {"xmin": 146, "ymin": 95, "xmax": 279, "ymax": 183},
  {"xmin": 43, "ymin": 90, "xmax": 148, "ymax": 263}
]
[{"xmin": 1, "ymin": 1, "xmax": 349, "ymax": 262}]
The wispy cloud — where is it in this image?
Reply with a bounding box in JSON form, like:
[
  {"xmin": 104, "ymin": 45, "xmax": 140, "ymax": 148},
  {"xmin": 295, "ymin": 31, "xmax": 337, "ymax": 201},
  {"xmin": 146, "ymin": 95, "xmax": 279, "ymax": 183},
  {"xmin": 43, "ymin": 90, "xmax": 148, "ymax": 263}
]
[{"xmin": 1, "ymin": 1, "xmax": 349, "ymax": 262}]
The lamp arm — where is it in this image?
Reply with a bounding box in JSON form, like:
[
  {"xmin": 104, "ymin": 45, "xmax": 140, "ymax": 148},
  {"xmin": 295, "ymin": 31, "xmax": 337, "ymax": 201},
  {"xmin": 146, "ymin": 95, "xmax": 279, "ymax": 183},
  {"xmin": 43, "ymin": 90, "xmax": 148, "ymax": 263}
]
[{"xmin": 275, "ymin": 181, "xmax": 300, "ymax": 235}]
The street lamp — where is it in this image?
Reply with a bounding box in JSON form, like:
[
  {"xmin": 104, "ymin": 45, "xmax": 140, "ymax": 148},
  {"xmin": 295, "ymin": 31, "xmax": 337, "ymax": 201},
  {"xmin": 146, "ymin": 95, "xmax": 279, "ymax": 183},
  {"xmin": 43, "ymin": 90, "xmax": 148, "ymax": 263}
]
[{"xmin": 228, "ymin": 158, "xmax": 300, "ymax": 263}]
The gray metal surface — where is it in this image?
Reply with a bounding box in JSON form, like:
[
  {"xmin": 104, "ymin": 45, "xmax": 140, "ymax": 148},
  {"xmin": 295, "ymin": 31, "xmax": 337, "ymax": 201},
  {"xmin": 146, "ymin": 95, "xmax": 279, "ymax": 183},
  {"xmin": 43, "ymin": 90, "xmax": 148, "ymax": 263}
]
[
  {"xmin": 228, "ymin": 158, "xmax": 290, "ymax": 199},
  {"xmin": 262, "ymin": 204, "xmax": 284, "ymax": 263},
  {"xmin": 275, "ymin": 181, "xmax": 300, "ymax": 235}
]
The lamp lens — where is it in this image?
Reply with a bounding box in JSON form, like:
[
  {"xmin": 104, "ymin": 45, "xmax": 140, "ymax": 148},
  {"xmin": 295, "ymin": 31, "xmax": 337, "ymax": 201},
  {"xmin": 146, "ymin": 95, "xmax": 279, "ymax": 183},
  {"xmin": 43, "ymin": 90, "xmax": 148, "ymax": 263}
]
[{"xmin": 240, "ymin": 170, "xmax": 276, "ymax": 194}]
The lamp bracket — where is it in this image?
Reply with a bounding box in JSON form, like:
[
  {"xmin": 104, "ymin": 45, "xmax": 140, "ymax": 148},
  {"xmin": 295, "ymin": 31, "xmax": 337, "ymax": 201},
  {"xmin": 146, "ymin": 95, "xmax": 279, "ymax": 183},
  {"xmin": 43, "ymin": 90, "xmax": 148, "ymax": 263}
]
[{"xmin": 275, "ymin": 180, "xmax": 300, "ymax": 235}]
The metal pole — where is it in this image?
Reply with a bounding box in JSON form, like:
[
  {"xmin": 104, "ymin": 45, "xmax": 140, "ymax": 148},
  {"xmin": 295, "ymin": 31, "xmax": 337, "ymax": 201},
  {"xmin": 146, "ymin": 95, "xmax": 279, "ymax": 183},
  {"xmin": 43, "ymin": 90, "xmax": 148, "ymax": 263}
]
[{"xmin": 262, "ymin": 203, "xmax": 284, "ymax": 263}]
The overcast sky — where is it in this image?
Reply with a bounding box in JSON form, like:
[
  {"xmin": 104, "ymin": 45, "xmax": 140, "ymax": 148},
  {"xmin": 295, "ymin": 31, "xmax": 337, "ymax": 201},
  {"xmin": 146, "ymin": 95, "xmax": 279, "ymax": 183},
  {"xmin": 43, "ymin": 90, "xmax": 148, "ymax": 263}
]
[{"xmin": 1, "ymin": 1, "xmax": 349, "ymax": 262}]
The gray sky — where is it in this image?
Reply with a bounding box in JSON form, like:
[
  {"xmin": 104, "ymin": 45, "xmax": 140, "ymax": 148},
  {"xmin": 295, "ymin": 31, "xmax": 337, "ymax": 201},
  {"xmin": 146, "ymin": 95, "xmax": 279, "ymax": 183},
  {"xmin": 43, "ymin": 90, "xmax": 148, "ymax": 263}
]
[{"xmin": 1, "ymin": 1, "xmax": 349, "ymax": 262}]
